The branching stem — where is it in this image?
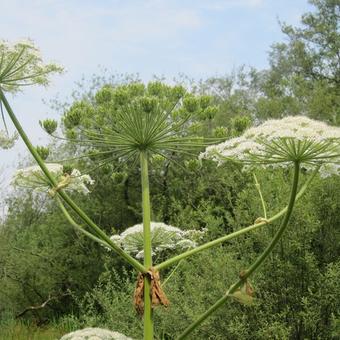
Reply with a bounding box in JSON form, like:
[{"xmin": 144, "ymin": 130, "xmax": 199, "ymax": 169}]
[
  {"xmin": 156, "ymin": 164, "xmax": 318, "ymax": 272},
  {"xmin": 56, "ymin": 196, "xmax": 111, "ymax": 248},
  {"xmin": 0, "ymin": 89, "xmax": 146, "ymax": 274},
  {"xmin": 177, "ymin": 161, "xmax": 302, "ymax": 339}
]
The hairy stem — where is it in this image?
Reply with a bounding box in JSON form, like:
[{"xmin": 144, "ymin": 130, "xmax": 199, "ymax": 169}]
[
  {"xmin": 177, "ymin": 162, "xmax": 301, "ymax": 339},
  {"xmin": 0, "ymin": 89, "xmax": 146, "ymax": 273},
  {"xmin": 140, "ymin": 151, "xmax": 153, "ymax": 340}
]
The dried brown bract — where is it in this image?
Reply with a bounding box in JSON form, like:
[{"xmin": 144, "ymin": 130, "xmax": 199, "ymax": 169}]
[{"xmin": 134, "ymin": 267, "xmax": 169, "ymax": 315}]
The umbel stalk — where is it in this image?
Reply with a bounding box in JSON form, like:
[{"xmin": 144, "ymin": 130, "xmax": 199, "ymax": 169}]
[
  {"xmin": 156, "ymin": 163, "xmax": 320, "ymax": 271},
  {"xmin": 177, "ymin": 161, "xmax": 301, "ymax": 339}
]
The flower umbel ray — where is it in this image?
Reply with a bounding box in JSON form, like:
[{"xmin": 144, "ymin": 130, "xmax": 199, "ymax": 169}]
[
  {"xmin": 0, "ymin": 39, "xmax": 63, "ymax": 93},
  {"xmin": 201, "ymin": 116, "xmax": 340, "ymax": 177},
  {"xmin": 53, "ymin": 95, "xmax": 223, "ymax": 163}
]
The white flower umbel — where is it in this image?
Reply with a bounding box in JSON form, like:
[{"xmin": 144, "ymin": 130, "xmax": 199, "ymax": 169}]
[
  {"xmin": 0, "ymin": 130, "xmax": 18, "ymax": 149},
  {"xmin": 0, "ymin": 39, "xmax": 63, "ymax": 93},
  {"xmin": 60, "ymin": 327, "xmax": 134, "ymax": 340},
  {"xmin": 110, "ymin": 222, "xmax": 206, "ymax": 259},
  {"xmin": 12, "ymin": 163, "xmax": 94, "ymax": 195},
  {"xmin": 200, "ymin": 116, "xmax": 340, "ymax": 177}
]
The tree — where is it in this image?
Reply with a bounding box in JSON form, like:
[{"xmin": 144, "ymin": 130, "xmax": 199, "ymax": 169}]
[{"xmin": 261, "ymin": 0, "xmax": 340, "ymax": 123}]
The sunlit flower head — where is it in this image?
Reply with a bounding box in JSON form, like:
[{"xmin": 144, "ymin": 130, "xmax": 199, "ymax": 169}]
[
  {"xmin": 0, "ymin": 39, "xmax": 63, "ymax": 93},
  {"xmin": 12, "ymin": 163, "xmax": 94, "ymax": 195},
  {"xmin": 110, "ymin": 222, "xmax": 206, "ymax": 259},
  {"xmin": 200, "ymin": 116, "xmax": 340, "ymax": 177}
]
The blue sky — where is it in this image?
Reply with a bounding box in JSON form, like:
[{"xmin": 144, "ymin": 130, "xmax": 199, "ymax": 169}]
[{"xmin": 0, "ymin": 0, "xmax": 312, "ymax": 191}]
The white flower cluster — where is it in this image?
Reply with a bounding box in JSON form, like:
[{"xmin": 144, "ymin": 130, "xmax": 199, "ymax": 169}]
[
  {"xmin": 66, "ymin": 168, "xmax": 95, "ymax": 195},
  {"xmin": 110, "ymin": 222, "xmax": 206, "ymax": 259},
  {"xmin": 200, "ymin": 116, "xmax": 340, "ymax": 177},
  {"xmin": 60, "ymin": 327, "xmax": 133, "ymax": 340},
  {"xmin": 12, "ymin": 163, "xmax": 94, "ymax": 195},
  {"xmin": 0, "ymin": 39, "xmax": 63, "ymax": 93},
  {"xmin": 0, "ymin": 130, "xmax": 18, "ymax": 149}
]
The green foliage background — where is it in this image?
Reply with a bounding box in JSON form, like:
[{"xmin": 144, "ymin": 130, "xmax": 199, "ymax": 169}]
[{"xmin": 0, "ymin": 0, "xmax": 339, "ymax": 339}]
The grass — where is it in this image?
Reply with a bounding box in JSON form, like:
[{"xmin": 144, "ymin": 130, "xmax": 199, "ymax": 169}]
[{"xmin": 0, "ymin": 320, "xmax": 68, "ymax": 340}]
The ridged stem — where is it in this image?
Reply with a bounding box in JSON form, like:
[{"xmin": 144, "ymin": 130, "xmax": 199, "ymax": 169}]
[{"xmin": 140, "ymin": 151, "xmax": 153, "ymax": 340}]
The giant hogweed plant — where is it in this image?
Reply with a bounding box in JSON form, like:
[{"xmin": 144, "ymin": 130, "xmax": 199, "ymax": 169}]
[{"xmin": 0, "ymin": 40, "xmax": 339, "ymax": 339}]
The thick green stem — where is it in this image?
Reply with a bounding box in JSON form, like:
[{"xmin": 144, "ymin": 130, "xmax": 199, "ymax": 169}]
[
  {"xmin": 0, "ymin": 90, "xmax": 58, "ymax": 188},
  {"xmin": 56, "ymin": 196, "xmax": 111, "ymax": 248},
  {"xmin": 140, "ymin": 151, "xmax": 153, "ymax": 340},
  {"xmin": 156, "ymin": 164, "xmax": 317, "ymax": 271},
  {"xmin": 177, "ymin": 162, "xmax": 301, "ymax": 339},
  {"xmin": 0, "ymin": 89, "xmax": 146, "ymax": 273},
  {"xmin": 242, "ymin": 162, "xmax": 300, "ymax": 278}
]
